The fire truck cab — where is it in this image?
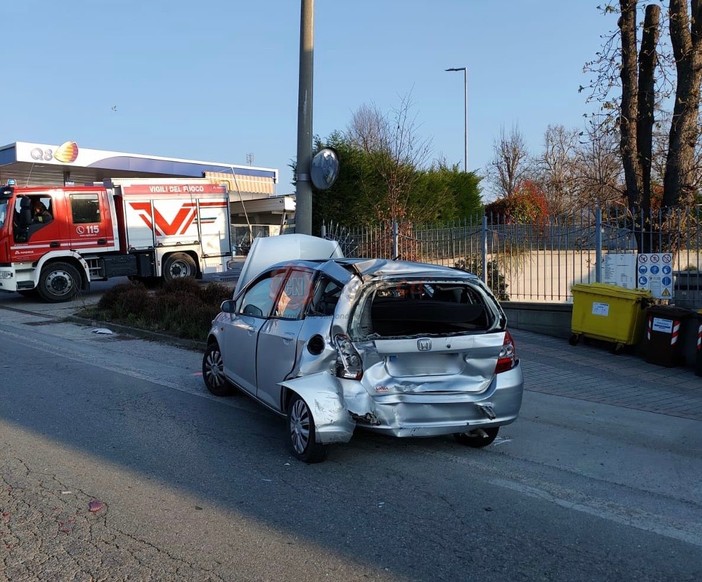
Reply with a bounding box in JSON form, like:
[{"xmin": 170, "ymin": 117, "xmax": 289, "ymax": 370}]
[{"xmin": 0, "ymin": 179, "xmax": 233, "ymax": 302}]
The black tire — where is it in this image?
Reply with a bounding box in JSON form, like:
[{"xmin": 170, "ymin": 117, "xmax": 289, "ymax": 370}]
[
  {"xmin": 202, "ymin": 343, "xmax": 236, "ymax": 396},
  {"xmin": 287, "ymin": 394, "xmax": 328, "ymax": 463},
  {"xmin": 568, "ymin": 334, "xmax": 580, "ymax": 346},
  {"xmin": 454, "ymin": 427, "xmax": 499, "ymax": 448},
  {"xmin": 37, "ymin": 262, "xmax": 81, "ymax": 303},
  {"xmin": 163, "ymin": 253, "xmax": 197, "ymax": 281}
]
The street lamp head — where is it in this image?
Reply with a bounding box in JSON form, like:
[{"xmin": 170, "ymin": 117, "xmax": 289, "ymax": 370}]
[{"xmin": 444, "ymin": 67, "xmax": 468, "ymax": 172}]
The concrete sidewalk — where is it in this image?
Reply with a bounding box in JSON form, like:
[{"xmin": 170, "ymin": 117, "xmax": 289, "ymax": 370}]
[{"xmin": 512, "ymin": 328, "xmax": 702, "ymax": 421}]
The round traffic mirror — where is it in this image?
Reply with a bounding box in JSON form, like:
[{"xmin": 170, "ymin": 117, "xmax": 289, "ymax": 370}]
[{"xmin": 310, "ymin": 148, "xmax": 339, "ymax": 190}]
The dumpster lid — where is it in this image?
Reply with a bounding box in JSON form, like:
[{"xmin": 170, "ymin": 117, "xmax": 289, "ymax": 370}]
[
  {"xmin": 571, "ymin": 283, "xmax": 653, "ymax": 300},
  {"xmin": 646, "ymin": 304, "xmax": 695, "ymax": 318}
]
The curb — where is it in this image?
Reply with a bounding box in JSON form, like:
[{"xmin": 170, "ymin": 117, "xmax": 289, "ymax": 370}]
[{"xmin": 65, "ymin": 314, "xmax": 207, "ymax": 353}]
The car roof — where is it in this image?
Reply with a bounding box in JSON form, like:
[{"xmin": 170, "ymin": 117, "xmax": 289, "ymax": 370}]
[
  {"xmin": 265, "ymin": 257, "xmax": 480, "ymax": 282},
  {"xmin": 336, "ymin": 258, "xmax": 480, "ymax": 280},
  {"xmin": 235, "ymin": 234, "xmax": 481, "ymax": 295}
]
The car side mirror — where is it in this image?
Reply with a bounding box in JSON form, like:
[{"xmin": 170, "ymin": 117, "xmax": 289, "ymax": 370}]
[{"xmin": 221, "ymin": 299, "xmax": 236, "ymax": 314}]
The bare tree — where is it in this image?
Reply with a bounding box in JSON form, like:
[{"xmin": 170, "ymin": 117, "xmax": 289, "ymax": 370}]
[
  {"xmin": 662, "ymin": 0, "xmax": 702, "ymax": 208},
  {"xmin": 585, "ymin": 1, "xmax": 702, "ymax": 212},
  {"xmin": 536, "ymin": 125, "xmax": 580, "ymax": 216},
  {"xmin": 573, "ymin": 119, "xmax": 625, "ymax": 208},
  {"xmin": 347, "ymin": 103, "xmax": 387, "ymax": 154},
  {"xmin": 694, "ymin": 109, "xmax": 702, "ymax": 192},
  {"xmin": 346, "ymin": 96, "xmax": 432, "ymax": 223},
  {"xmin": 488, "ymin": 126, "xmax": 531, "ymax": 199},
  {"xmin": 618, "ymin": 0, "xmax": 661, "ymax": 212},
  {"xmin": 651, "ymin": 108, "xmax": 672, "ymax": 185}
]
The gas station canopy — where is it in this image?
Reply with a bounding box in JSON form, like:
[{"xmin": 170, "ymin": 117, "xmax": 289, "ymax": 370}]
[{"xmin": 0, "ymin": 141, "xmax": 278, "ymax": 199}]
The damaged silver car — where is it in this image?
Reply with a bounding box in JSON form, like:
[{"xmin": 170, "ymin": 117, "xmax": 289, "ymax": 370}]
[{"xmin": 203, "ymin": 235, "xmax": 523, "ymax": 463}]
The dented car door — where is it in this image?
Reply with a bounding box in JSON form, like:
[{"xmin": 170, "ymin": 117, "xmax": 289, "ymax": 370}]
[{"xmin": 255, "ymin": 268, "xmax": 316, "ymax": 410}]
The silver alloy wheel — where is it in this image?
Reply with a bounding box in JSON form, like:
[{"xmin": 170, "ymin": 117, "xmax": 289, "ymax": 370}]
[
  {"xmin": 289, "ymin": 398, "xmax": 311, "ymax": 454},
  {"xmin": 202, "ymin": 343, "xmax": 236, "ymax": 397},
  {"xmin": 205, "ymin": 347, "xmax": 225, "ymax": 389}
]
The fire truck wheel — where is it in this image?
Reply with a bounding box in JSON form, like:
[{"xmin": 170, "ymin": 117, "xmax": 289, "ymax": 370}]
[
  {"xmin": 164, "ymin": 253, "xmax": 197, "ymax": 281},
  {"xmin": 38, "ymin": 262, "xmax": 81, "ymax": 303}
]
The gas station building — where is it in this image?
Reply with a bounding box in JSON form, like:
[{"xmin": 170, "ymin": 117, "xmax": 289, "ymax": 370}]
[{"xmin": 0, "ymin": 141, "xmax": 295, "ymax": 244}]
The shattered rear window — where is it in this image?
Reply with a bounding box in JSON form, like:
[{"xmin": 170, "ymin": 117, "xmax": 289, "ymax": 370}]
[{"xmin": 350, "ymin": 281, "xmax": 497, "ymax": 339}]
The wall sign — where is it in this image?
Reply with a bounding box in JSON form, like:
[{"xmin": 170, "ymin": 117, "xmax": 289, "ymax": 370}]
[{"xmin": 637, "ymin": 254, "xmax": 673, "ymax": 299}]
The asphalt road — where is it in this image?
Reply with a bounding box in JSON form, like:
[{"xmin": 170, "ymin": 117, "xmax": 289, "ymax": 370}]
[{"xmin": 1, "ymin": 289, "xmax": 701, "ymax": 581}]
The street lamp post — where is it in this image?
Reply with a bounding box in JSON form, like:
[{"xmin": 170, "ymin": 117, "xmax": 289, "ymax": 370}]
[
  {"xmin": 445, "ymin": 67, "xmax": 468, "ymax": 172},
  {"xmin": 296, "ymin": 0, "xmax": 315, "ymax": 235}
]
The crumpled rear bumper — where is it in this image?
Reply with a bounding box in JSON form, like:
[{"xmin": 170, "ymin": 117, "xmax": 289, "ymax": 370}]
[
  {"xmin": 281, "ymin": 363, "xmax": 524, "ymax": 443},
  {"xmin": 341, "ymin": 362, "xmax": 524, "ymax": 438}
]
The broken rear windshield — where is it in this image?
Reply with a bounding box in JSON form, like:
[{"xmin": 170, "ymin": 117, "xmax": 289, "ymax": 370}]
[{"xmin": 350, "ymin": 281, "xmax": 497, "ymax": 339}]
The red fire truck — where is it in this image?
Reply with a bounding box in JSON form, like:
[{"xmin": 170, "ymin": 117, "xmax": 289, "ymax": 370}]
[{"xmin": 0, "ymin": 178, "xmax": 233, "ymax": 302}]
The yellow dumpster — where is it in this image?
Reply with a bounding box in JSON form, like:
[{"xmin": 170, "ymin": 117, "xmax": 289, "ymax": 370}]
[{"xmin": 569, "ymin": 283, "xmax": 652, "ymax": 353}]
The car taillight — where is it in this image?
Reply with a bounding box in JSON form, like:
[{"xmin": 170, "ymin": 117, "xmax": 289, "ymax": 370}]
[
  {"xmin": 333, "ymin": 334, "xmax": 363, "ymax": 380},
  {"xmin": 495, "ymin": 330, "xmax": 517, "ymax": 374}
]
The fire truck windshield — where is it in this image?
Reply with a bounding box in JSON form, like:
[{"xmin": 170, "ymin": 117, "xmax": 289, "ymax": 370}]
[{"xmin": 0, "ymin": 199, "xmax": 8, "ymax": 229}]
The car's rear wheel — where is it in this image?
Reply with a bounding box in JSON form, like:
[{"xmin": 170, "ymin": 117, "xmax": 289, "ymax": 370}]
[
  {"xmin": 454, "ymin": 426, "xmax": 499, "ymax": 448},
  {"xmin": 202, "ymin": 343, "xmax": 236, "ymax": 396},
  {"xmin": 287, "ymin": 394, "xmax": 328, "ymax": 463}
]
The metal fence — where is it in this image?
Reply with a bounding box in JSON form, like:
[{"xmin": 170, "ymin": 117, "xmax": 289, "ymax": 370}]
[{"xmin": 322, "ymin": 205, "xmax": 702, "ymax": 305}]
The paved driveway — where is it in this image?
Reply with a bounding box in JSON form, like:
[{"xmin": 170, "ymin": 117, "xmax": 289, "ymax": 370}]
[{"xmin": 513, "ymin": 329, "xmax": 702, "ymax": 421}]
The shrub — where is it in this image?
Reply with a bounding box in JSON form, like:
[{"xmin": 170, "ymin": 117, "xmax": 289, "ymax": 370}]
[
  {"xmin": 485, "ymin": 180, "xmax": 549, "ymax": 226},
  {"xmin": 97, "ymin": 281, "xmax": 153, "ymax": 319},
  {"xmin": 158, "ymin": 277, "xmax": 202, "ymax": 297},
  {"xmin": 94, "ymin": 278, "xmax": 233, "ymax": 341},
  {"xmin": 455, "ymin": 257, "xmax": 510, "ymax": 301},
  {"xmin": 200, "ymin": 282, "xmax": 232, "ymax": 305},
  {"xmin": 98, "ymin": 281, "xmax": 145, "ymax": 311}
]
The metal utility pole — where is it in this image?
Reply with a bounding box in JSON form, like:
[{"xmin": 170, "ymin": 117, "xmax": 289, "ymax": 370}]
[
  {"xmin": 295, "ymin": 0, "xmax": 314, "ymax": 235},
  {"xmin": 445, "ymin": 67, "xmax": 468, "ymax": 172}
]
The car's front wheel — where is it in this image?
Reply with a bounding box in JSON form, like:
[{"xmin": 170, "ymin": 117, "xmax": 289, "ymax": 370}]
[
  {"xmin": 454, "ymin": 427, "xmax": 499, "ymax": 448},
  {"xmin": 287, "ymin": 394, "xmax": 328, "ymax": 463},
  {"xmin": 202, "ymin": 343, "xmax": 236, "ymax": 396}
]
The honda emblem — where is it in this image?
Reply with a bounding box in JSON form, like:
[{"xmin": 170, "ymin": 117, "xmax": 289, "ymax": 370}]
[{"xmin": 417, "ymin": 338, "xmax": 432, "ymax": 351}]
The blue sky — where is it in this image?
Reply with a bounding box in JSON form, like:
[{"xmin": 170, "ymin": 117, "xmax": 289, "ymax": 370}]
[{"xmin": 4, "ymin": 1, "xmax": 612, "ymax": 198}]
